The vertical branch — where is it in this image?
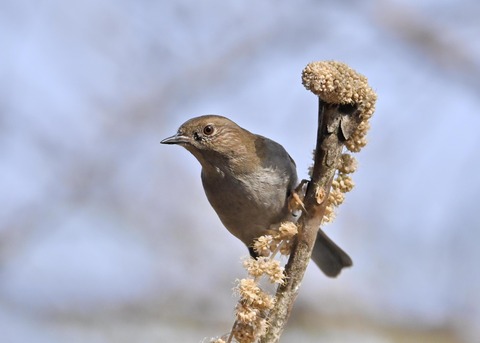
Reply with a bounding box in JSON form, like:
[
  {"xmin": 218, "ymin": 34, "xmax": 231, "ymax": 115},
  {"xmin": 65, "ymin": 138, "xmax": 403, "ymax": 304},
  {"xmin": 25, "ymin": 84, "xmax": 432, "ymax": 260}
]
[
  {"xmin": 260, "ymin": 61, "xmax": 377, "ymax": 343},
  {"xmin": 260, "ymin": 99, "xmax": 346, "ymax": 343}
]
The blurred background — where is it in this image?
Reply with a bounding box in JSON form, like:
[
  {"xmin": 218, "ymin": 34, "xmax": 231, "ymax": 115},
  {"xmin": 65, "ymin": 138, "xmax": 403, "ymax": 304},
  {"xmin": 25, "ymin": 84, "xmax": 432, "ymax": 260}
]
[{"xmin": 1, "ymin": 0, "xmax": 479, "ymax": 342}]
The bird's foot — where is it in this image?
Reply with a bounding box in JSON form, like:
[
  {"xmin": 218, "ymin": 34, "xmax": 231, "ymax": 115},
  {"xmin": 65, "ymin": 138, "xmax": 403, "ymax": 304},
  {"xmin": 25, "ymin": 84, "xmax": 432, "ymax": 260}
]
[{"xmin": 288, "ymin": 179, "xmax": 309, "ymax": 214}]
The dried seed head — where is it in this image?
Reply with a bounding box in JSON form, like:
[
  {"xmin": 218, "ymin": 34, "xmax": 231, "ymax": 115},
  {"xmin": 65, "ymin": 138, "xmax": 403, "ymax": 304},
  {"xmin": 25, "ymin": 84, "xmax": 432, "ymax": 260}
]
[
  {"xmin": 233, "ymin": 322, "xmax": 255, "ymax": 343},
  {"xmin": 252, "ymin": 291, "xmax": 275, "ymax": 310},
  {"xmin": 345, "ymin": 120, "xmax": 371, "ymax": 152},
  {"xmin": 243, "ymin": 258, "xmax": 264, "ymax": 278},
  {"xmin": 302, "ymin": 61, "xmax": 377, "ymax": 153},
  {"xmin": 333, "ymin": 174, "xmax": 355, "ymax": 193},
  {"xmin": 236, "ymin": 302, "xmax": 258, "ymax": 324},
  {"xmin": 236, "ymin": 278, "xmax": 262, "ymax": 302},
  {"xmin": 243, "ymin": 257, "xmax": 285, "ymax": 284},
  {"xmin": 323, "ymin": 203, "xmax": 336, "ymax": 224},
  {"xmin": 329, "ymin": 188, "xmax": 345, "ymax": 206},
  {"xmin": 254, "ymin": 318, "xmax": 269, "ymax": 337},
  {"xmin": 302, "ymin": 61, "xmax": 373, "ymax": 104},
  {"xmin": 276, "ymin": 222, "xmax": 298, "ymax": 240},
  {"xmin": 264, "ymin": 259, "xmax": 285, "ymax": 284},
  {"xmin": 253, "ymin": 235, "xmax": 275, "ymax": 257},
  {"xmin": 339, "ymin": 153, "xmax": 357, "ymax": 174}
]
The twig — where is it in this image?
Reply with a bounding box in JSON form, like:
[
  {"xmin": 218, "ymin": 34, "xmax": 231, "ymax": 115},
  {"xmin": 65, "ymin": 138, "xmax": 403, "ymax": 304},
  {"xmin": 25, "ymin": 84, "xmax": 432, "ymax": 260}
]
[{"xmin": 260, "ymin": 99, "xmax": 347, "ymax": 342}]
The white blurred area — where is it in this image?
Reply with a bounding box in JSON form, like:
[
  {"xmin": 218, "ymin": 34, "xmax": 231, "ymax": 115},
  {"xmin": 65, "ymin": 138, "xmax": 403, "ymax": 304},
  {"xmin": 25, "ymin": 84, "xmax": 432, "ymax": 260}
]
[{"xmin": 1, "ymin": 0, "xmax": 479, "ymax": 342}]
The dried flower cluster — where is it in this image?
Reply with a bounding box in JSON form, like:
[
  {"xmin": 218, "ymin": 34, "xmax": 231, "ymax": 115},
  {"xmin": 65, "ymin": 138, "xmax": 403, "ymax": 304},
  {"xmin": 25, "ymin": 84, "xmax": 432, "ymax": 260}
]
[
  {"xmin": 302, "ymin": 60, "xmax": 377, "ymax": 153},
  {"xmin": 323, "ymin": 153, "xmax": 357, "ymax": 223},
  {"xmin": 302, "ymin": 60, "xmax": 376, "ymax": 223},
  {"xmin": 211, "ymin": 222, "xmax": 298, "ymax": 343},
  {"xmin": 308, "ymin": 151, "xmax": 358, "ymax": 223}
]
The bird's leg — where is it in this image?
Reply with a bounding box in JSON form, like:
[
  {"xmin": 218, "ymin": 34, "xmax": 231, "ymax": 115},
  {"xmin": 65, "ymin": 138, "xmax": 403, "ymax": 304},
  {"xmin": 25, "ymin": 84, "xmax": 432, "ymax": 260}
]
[{"xmin": 288, "ymin": 179, "xmax": 309, "ymax": 214}]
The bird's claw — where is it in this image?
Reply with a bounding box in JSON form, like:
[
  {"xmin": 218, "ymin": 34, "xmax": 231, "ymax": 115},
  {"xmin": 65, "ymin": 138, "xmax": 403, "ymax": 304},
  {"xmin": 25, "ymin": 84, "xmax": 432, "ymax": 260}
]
[{"xmin": 288, "ymin": 179, "xmax": 309, "ymax": 214}]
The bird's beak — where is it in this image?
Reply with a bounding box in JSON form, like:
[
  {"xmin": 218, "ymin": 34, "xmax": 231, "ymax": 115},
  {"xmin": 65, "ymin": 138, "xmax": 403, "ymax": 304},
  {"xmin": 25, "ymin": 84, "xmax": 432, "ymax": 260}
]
[{"xmin": 160, "ymin": 133, "xmax": 190, "ymax": 145}]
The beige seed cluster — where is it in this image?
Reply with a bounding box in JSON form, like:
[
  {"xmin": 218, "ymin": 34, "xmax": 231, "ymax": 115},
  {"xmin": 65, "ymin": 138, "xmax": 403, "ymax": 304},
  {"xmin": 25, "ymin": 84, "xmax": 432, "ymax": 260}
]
[
  {"xmin": 252, "ymin": 235, "xmax": 275, "ymax": 257},
  {"xmin": 252, "ymin": 222, "xmax": 298, "ymax": 259},
  {"xmin": 212, "ymin": 222, "xmax": 298, "ymax": 343},
  {"xmin": 338, "ymin": 153, "xmax": 358, "ymax": 174},
  {"xmin": 322, "ymin": 153, "xmax": 357, "ymax": 224},
  {"xmin": 243, "ymin": 257, "xmax": 284, "ymax": 283},
  {"xmin": 303, "ymin": 61, "xmax": 374, "ymax": 223},
  {"xmin": 302, "ymin": 60, "xmax": 377, "ymax": 153}
]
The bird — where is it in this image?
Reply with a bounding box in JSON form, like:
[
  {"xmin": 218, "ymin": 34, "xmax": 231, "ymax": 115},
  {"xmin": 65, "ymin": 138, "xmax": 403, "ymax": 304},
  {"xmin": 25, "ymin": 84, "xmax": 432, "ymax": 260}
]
[{"xmin": 161, "ymin": 115, "xmax": 352, "ymax": 277}]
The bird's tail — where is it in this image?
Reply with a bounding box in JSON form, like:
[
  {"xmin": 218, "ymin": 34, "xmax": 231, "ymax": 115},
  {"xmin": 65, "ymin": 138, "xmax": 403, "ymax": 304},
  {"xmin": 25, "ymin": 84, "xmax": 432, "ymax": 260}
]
[{"xmin": 311, "ymin": 229, "xmax": 352, "ymax": 277}]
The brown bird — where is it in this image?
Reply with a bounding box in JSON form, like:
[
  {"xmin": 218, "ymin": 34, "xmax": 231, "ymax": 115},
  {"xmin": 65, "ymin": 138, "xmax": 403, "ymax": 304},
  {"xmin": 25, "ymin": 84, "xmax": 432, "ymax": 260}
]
[{"xmin": 161, "ymin": 115, "xmax": 352, "ymax": 277}]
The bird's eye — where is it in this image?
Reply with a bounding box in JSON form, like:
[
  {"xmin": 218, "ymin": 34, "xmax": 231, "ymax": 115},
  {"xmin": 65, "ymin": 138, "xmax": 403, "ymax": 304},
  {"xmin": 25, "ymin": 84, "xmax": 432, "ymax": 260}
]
[{"xmin": 203, "ymin": 125, "xmax": 214, "ymax": 136}]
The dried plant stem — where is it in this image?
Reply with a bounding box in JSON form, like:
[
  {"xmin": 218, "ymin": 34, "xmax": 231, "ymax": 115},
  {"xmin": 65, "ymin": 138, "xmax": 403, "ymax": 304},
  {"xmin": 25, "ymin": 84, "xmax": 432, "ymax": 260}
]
[
  {"xmin": 260, "ymin": 98, "xmax": 357, "ymax": 343},
  {"xmin": 226, "ymin": 320, "xmax": 238, "ymax": 343},
  {"xmin": 226, "ymin": 234, "xmax": 292, "ymax": 342}
]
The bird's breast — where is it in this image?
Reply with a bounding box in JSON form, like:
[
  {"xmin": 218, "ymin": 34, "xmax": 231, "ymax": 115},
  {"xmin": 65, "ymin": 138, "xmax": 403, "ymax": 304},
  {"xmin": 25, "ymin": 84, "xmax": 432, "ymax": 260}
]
[{"xmin": 201, "ymin": 166, "xmax": 291, "ymax": 245}]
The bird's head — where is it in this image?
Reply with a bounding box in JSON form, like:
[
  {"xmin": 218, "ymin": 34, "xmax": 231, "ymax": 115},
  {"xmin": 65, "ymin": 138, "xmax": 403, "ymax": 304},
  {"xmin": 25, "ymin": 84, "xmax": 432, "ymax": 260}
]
[{"xmin": 161, "ymin": 115, "xmax": 254, "ymax": 169}]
